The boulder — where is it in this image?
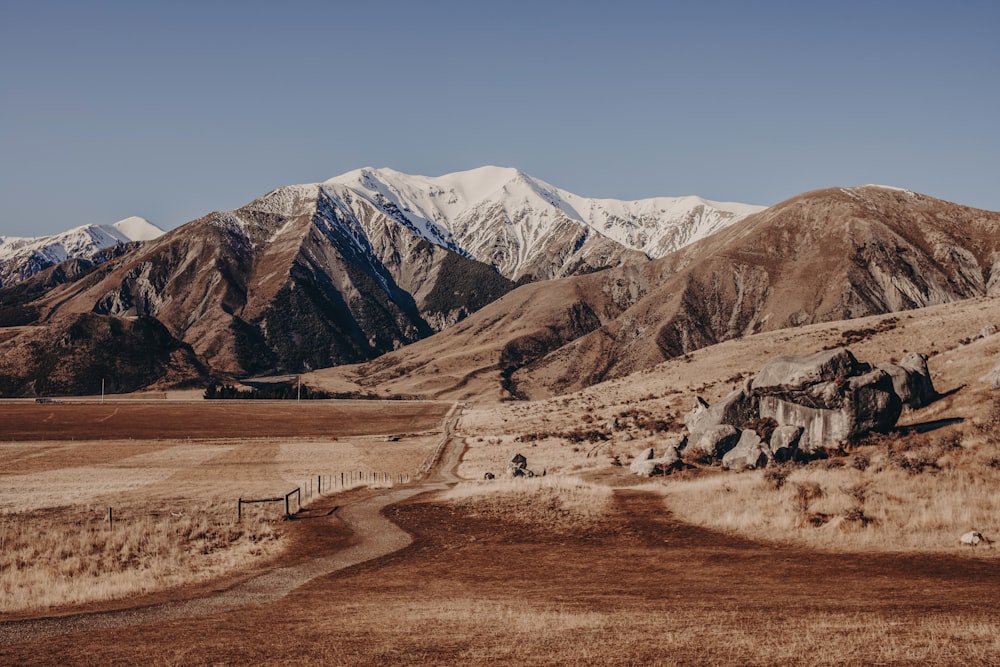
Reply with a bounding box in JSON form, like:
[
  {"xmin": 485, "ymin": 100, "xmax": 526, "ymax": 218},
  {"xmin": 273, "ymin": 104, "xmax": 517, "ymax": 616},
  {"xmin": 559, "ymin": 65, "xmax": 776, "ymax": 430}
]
[
  {"xmin": 630, "ymin": 444, "xmax": 683, "ymax": 477},
  {"xmin": 630, "ymin": 458, "xmax": 661, "ymax": 477},
  {"xmin": 684, "ymin": 347, "xmax": 919, "ymax": 461},
  {"xmin": 686, "ymin": 384, "xmax": 757, "ymax": 444},
  {"xmin": 982, "ymin": 359, "xmax": 1000, "ymax": 390},
  {"xmin": 758, "ymin": 369, "xmax": 900, "ymax": 453},
  {"xmin": 629, "ymin": 447, "xmax": 656, "ymax": 475},
  {"xmin": 507, "ymin": 453, "xmax": 533, "ymax": 478},
  {"xmin": 752, "ymin": 348, "xmax": 866, "ymax": 392},
  {"xmin": 683, "ymin": 396, "xmax": 710, "ymax": 430},
  {"xmin": 684, "ymin": 424, "xmax": 740, "ymax": 462},
  {"xmin": 959, "ymin": 530, "xmax": 986, "ymax": 547},
  {"xmin": 878, "ymin": 352, "xmax": 937, "ymax": 409},
  {"xmin": 722, "ymin": 429, "xmax": 768, "ymax": 471},
  {"xmin": 658, "ymin": 445, "xmax": 682, "ymax": 467},
  {"xmin": 770, "ymin": 425, "xmax": 803, "ymax": 462}
]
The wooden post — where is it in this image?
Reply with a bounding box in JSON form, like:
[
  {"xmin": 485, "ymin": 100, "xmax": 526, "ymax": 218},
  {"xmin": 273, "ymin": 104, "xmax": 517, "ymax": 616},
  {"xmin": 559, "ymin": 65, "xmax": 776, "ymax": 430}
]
[
  {"xmin": 108, "ymin": 506, "xmax": 113, "ymax": 530},
  {"xmin": 317, "ymin": 475, "xmax": 322, "ymax": 495},
  {"xmin": 237, "ymin": 498, "xmax": 242, "ymax": 522}
]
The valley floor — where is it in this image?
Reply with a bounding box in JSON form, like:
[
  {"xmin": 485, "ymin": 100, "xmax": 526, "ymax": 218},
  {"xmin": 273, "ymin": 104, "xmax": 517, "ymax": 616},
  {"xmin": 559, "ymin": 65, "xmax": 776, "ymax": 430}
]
[{"xmin": 2, "ymin": 483, "xmax": 999, "ymax": 665}]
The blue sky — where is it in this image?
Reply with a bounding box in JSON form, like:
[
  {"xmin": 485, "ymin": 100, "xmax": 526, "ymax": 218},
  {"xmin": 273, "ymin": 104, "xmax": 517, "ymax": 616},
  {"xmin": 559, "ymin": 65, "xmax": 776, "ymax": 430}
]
[{"xmin": 2, "ymin": 1, "xmax": 998, "ymax": 236}]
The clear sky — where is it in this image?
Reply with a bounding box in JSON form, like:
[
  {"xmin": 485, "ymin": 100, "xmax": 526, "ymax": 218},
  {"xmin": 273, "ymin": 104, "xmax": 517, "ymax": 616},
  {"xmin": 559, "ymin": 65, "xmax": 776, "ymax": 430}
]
[{"xmin": 2, "ymin": 1, "xmax": 998, "ymax": 236}]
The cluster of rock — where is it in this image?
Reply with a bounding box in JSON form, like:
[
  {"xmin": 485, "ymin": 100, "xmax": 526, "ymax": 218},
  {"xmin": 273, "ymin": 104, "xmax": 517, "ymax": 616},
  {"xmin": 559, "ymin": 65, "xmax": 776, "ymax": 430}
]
[
  {"xmin": 630, "ymin": 347, "xmax": 937, "ymax": 475},
  {"xmin": 484, "ymin": 453, "xmax": 545, "ymax": 480},
  {"xmin": 628, "ymin": 445, "xmax": 683, "ymax": 476}
]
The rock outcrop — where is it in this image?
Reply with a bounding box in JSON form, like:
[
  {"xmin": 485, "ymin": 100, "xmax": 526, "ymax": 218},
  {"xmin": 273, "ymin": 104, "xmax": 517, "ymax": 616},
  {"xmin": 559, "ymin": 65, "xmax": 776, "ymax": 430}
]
[
  {"xmin": 629, "ymin": 444, "xmax": 683, "ymax": 477},
  {"xmin": 506, "ymin": 453, "xmax": 536, "ymax": 478},
  {"xmin": 877, "ymin": 352, "xmax": 937, "ymax": 409},
  {"xmin": 681, "ymin": 347, "xmax": 933, "ymax": 468},
  {"xmin": 721, "ymin": 430, "xmax": 767, "ymax": 471}
]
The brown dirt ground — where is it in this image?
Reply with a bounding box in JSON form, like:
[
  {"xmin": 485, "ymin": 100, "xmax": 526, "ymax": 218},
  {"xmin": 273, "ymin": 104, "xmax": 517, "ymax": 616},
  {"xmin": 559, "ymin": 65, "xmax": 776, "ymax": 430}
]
[
  {"xmin": 0, "ymin": 400, "xmax": 452, "ymax": 441},
  {"xmin": 3, "ymin": 488, "xmax": 1000, "ymax": 665}
]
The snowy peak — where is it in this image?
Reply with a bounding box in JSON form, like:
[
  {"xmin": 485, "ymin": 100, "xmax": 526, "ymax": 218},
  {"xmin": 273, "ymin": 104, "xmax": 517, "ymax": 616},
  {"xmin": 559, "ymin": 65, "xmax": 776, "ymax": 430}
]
[
  {"xmin": 0, "ymin": 217, "xmax": 164, "ymax": 287},
  {"xmin": 319, "ymin": 166, "xmax": 765, "ymax": 280},
  {"xmin": 112, "ymin": 216, "xmax": 164, "ymax": 242}
]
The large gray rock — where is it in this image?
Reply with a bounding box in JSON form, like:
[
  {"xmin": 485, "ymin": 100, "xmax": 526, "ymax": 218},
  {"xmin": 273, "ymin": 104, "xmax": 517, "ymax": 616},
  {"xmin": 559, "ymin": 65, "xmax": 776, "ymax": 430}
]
[
  {"xmin": 722, "ymin": 429, "xmax": 768, "ymax": 471},
  {"xmin": 752, "ymin": 348, "xmax": 866, "ymax": 392},
  {"xmin": 757, "ymin": 369, "xmax": 901, "ymax": 452},
  {"xmin": 686, "ymin": 383, "xmax": 758, "ymax": 444},
  {"xmin": 770, "ymin": 425, "xmax": 803, "ymax": 462},
  {"xmin": 629, "ymin": 447, "xmax": 656, "ymax": 475},
  {"xmin": 878, "ymin": 352, "xmax": 936, "ymax": 409},
  {"xmin": 683, "ymin": 396, "xmax": 710, "ymax": 430},
  {"xmin": 630, "ymin": 444, "xmax": 683, "ymax": 477},
  {"xmin": 684, "ymin": 424, "xmax": 741, "ymax": 462},
  {"xmin": 687, "ymin": 347, "xmax": 913, "ymax": 459}
]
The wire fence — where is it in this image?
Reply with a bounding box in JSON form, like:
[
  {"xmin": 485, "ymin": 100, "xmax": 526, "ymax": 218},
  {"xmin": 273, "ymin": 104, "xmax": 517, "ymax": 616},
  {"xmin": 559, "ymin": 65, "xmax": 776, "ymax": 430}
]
[{"xmin": 237, "ymin": 471, "xmax": 411, "ymax": 521}]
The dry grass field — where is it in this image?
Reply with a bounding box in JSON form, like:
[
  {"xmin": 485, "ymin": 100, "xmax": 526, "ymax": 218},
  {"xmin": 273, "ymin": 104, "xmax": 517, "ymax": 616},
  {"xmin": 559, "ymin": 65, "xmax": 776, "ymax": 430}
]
[
  {"xmin": 5, "ymin": 482, "xmax": 1000, "ymax": 665},
  {"xmin": 449, "ymin": 295, "xmax": 1000, "ymax": 556},
  {"xmin": 0, "ymin": 399, "xmax": 452, "ymax": 616},
  {"xmin": 5, "ymin": 297, "xmax": 1000, "ymax": 663}
]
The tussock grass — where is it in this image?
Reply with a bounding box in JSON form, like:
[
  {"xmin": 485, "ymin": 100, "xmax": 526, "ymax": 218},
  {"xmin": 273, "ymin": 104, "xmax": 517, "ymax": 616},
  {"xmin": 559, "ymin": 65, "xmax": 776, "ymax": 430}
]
[
  {"xmin": 321, "ymin": 598, "xmax": 1000, "ymax": 665},
  {"xmin": 0, "ymin": 500, "xmax": 281, "ymax": 614},
  {"xmin": 663, "ymin": 432, "xmax": 1000, "ymax": 553},
  {"xmin": 442, "ymin": 475, "xmax": 613, "ymax": 533}
]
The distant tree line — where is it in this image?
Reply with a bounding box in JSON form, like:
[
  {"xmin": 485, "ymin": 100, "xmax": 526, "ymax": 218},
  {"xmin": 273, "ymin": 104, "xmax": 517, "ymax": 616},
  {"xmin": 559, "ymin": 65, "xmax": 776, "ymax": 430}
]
[{"xmin": 203, "ymin": 382, "xmax": 334, "ymax": 400}]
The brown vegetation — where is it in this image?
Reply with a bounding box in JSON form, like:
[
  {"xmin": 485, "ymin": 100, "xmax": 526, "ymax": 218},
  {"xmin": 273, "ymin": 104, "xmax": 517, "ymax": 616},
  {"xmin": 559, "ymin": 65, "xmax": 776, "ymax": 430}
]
[
  {"xmin": 0, "ymin": 400, "xmax": 448, "ymax": 615},
  {"xmin": 5, "ymin": 487, "xmax": 1000, "ymax": 665}
]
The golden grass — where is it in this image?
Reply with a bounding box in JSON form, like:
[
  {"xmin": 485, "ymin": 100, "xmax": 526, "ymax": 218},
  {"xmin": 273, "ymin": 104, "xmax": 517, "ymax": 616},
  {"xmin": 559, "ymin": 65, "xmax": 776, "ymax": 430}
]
[
  {"xmin": 0, "ymin": 425, "xmax": 439, "ymax": 616},
  {"xmin": 442, "ymin": 475, "xmax": 613, "ymax": 533},
  {"xmin": 0, "ymin": 499, "xmax": 281, "ymax": 615},
  {"xmin": 661, "ymin": 429, "xmax": 1000, "ymax": 554},
  {"xmin": 325, "ymin": 600, "xmax": 1000, "ymax": 666}
]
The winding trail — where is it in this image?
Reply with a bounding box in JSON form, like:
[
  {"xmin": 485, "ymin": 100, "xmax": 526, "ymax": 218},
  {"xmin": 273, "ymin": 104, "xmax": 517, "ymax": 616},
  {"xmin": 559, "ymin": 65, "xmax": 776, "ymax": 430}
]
[{"xmin": 0, "ymin": 403, "xmax": 466, "ymax": 645}]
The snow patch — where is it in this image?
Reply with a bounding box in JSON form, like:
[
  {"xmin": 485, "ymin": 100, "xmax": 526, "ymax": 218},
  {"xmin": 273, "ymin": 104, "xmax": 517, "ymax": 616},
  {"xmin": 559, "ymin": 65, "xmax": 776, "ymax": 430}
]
[{"xmin": 319, "ymin": 165, "xmax": 765, "ymax": 277}]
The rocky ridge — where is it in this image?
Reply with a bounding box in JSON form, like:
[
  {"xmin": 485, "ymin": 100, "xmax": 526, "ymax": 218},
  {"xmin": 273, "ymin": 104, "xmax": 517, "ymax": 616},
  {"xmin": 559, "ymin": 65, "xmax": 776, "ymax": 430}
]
[{"xmin": 0, "ymin": 217, "xmax": 164, "ymax": 288}]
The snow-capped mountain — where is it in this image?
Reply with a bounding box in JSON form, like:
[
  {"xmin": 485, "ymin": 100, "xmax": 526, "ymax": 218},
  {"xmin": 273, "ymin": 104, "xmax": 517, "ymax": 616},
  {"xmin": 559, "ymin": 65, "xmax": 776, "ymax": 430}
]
[
  {"xmin": 322, "ymin": 166, "xmax": 764, "ymax": 280},
  {"xmin": 0, "ymin": 217, "xmax": 164, "ymax": 287},
  {"xmin": 0, "ymin": 167, "xmax": 763, "ymax": 394}
]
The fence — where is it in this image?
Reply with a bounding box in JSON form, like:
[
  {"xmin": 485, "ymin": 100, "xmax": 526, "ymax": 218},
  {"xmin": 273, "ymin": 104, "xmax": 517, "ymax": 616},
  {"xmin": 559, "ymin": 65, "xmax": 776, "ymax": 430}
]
[{"xmin": 237, "ymin": 471, "xmax": 411, "ymax": 521}]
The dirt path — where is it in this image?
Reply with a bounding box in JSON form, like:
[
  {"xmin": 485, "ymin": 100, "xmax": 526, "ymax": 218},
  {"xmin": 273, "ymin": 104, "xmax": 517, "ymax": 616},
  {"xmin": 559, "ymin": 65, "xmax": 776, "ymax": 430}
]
[{"xmin": 0, "ymin": 403, "xmax": 465, "ymax": 645}]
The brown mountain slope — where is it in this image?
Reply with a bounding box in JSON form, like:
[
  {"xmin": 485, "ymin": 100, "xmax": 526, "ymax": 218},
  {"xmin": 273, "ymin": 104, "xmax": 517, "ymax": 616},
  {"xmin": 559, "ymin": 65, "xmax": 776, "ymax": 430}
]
[
  {"xmin": 307, "ymin": 186, "xmax": 1000, "ymax": 400},
  {"xmin": 0, "ymin": 185, "xmax": 515, "ymax": 395}
]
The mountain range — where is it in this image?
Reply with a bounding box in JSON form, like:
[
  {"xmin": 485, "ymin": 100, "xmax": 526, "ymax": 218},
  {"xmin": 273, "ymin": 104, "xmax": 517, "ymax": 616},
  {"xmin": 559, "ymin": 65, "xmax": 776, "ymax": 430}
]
[
  {"xmin": 0, "ymin": 167, "xmax": 760, "ymax": 395},
  {"xmin": 2, "ymin": 170, "xmax": 998, "ymax": 399},
  {"xmin": 0, "ymin": 217, "xmax": 164, "ymax": 288},
  {"xmin": 307, "ymin": 184, "xmax": 1000, "ymax": 400}
]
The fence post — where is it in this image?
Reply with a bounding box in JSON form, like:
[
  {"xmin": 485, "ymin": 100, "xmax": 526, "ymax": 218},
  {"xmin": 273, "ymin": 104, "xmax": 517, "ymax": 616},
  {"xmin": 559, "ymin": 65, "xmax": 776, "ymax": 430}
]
[
  {"xmin": 238, "ymin": 498, "xmax": 242, "ymax": 522},
  {"xmin": 318, "ymin": 475, "xmax": 322, "ymax": 495},
  {"xmin": 108, "ymin": 506, "xmax": 113, "ymax": 530}
]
